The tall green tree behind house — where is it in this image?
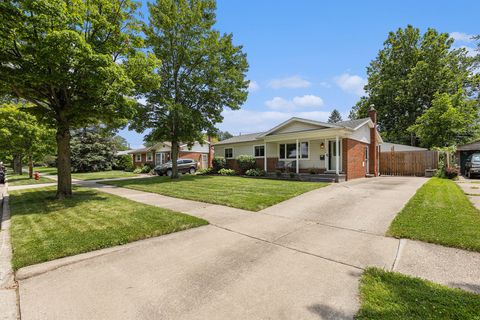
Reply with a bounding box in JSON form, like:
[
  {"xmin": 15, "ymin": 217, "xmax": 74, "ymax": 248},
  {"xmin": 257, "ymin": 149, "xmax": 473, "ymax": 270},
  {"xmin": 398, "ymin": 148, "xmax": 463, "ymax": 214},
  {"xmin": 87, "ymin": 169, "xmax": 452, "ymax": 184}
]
[
  {"xmin": 408, "ymin": 92, "xmax": 480, "ymax": 147},
  {"xmin": 350, "ymin": 26, "xmax": 478, "ymax": 146},
  {"xmin": 0, "ymin": 104, "xmax": 54, "ymax": 177},
  {"xmin": 328, "ymin": 109, "xmax": 343, "ymax": 123},
  {"xmin": 131, "ymin": 0, "xmax": 249, "ymax": 178},
  {"xmin": 0, "ymin": 1, "xmax": 159, "ymax": 198}
]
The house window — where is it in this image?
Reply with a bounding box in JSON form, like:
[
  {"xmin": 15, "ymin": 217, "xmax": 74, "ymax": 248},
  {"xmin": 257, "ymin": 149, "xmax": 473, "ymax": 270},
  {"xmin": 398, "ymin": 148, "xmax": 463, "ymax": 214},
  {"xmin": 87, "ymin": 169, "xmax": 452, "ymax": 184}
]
[
  {"xmin": 146, "ymin": 152, "xmax": 153, "ymax": 162},
  {"xmin": 254, "ymin": 145, "xmax": 265, "ymax": 157},
  {"xmin": 135, "ymin": 154, "xmax": 141, "ymax": 162},
  {"xmin": 224, "ymin": 148, "xmax": 233, "ymax": 159},
  {"xmin": 279, "ymin": 142, "xmax": 309, "ymax": 159}
]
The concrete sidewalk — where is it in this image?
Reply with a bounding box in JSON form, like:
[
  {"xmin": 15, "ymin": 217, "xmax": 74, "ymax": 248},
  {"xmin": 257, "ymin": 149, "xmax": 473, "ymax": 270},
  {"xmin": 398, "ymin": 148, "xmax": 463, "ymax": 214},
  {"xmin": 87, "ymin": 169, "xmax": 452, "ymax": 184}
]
[{"xmin": 15, "ymin": 176, "xmax": 480, "ymax": 320}]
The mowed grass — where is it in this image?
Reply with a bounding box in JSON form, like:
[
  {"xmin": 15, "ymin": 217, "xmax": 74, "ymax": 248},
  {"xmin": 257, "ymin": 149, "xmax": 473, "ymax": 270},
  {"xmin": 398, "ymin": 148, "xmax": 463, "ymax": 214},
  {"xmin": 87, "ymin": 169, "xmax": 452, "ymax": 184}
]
[
  {"xmin": 71, "ymin": 170, "xmax": 138, "ymax": 181},
  {"xmin": 9, "ymin": 187, "xmax": 208, "ymax": 269},
  {"xmin": 31, "ymin": 166, "xmax": 58, "ymax": 175},
  {"xmin": 388, "ymin": 178, "xmax": 480, "ymax": 252},
  {"xmin": 6, "ymin": 170, "xmax": 54, "ymax": 186},
  {"xmin": 356, "ymin": 268, "xmax": 480, "ymax": 319},
  {"xmin": 103, "ymin": 175, "xmax": 327, "ymax": 211}
]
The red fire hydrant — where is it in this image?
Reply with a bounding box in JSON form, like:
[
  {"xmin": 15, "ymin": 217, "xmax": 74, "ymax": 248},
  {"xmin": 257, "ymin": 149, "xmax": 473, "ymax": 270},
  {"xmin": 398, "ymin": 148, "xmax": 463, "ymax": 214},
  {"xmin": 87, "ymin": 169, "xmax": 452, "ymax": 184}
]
[{"xmin": 34, "ymin": 171, "xmax": 40, "ymax": 180}]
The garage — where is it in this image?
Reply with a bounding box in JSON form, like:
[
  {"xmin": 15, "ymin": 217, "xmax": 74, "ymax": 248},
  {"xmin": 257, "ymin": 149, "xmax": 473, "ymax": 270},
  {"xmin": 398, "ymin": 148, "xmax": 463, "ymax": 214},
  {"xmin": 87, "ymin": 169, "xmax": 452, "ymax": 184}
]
[{"xmin": 457, "ymin": 141, "xmax": 480, "ymax": 175}]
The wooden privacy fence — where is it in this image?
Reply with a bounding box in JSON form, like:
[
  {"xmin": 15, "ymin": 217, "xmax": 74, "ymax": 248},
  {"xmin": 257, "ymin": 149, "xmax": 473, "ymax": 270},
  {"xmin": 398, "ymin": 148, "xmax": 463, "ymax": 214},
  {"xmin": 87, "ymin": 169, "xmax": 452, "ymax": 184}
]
[{"xmin": 380, "ymin": 150, "xmax": 439, "ymax": 176}]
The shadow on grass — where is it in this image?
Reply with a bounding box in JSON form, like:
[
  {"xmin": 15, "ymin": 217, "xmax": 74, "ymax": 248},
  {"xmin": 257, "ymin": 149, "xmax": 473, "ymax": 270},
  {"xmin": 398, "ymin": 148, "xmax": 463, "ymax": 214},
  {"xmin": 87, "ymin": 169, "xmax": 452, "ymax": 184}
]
[
  {"xmin": 307, "ymin": 304, "xmax": 352, "ymax": 319},
  {"xmin": 9, "ymin": 188, "xmax": 109, "ymax": 217}
]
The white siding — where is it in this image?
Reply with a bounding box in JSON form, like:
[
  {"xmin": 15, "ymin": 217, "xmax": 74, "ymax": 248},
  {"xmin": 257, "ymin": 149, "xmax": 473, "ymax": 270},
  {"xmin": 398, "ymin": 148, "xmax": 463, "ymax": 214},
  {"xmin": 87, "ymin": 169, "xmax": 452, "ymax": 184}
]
[
  {"xmin": 348, "ymin": 123, "xmax": 371, "ymax": 144},
  {"xmin": 270, "ymin": 121, "xmax": 325, "ymax": 135},
  {"xmin": 182, "ymin": 141, "xmax": 209, "ymax": 153}
]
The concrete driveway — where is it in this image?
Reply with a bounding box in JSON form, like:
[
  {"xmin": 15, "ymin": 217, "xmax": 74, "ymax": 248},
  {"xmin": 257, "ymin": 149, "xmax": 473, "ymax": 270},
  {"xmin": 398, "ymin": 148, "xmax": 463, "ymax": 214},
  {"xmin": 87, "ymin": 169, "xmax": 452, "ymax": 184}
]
[{"xmin": 16, "ymin": 176, "xmax": 480, "ymax": 319}]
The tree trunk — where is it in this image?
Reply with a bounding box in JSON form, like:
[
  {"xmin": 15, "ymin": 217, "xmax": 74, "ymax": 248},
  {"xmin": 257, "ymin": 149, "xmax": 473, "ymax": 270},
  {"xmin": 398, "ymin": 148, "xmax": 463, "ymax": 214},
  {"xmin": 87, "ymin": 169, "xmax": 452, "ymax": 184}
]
[
  {"xmin": 56, "ymin": 121, "xmax": 72, "ymax": 199},
  {"xmin": 13, "ymin": 154, "xmax": 22, "ymax": 175},
  {"xmin": 171, "ymin": 140, "xmax": 179, "ymax": 179},
  {"xmin": 28, "ymin": 154, "xmax": 33, "ymax": 179}
]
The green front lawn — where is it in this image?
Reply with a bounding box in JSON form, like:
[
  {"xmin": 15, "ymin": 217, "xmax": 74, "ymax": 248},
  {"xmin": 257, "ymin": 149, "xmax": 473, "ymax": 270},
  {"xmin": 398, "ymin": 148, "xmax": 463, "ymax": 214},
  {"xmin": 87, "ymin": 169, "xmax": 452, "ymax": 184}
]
[
  {"xmin": 356, "ymin": 268, "xmax": 480, "ymax": 319},
  {"xmin": 388, "ymin": 177, "xmax": 480, "ymax": 252},
  {"xmin": 7, "ymin": 171, "xmax": 54, "ymax": 186},
  {"xmin": 9, "ymin": 187, "xmax": 208, "ymax": 269},
  {"xmin": 32, "ymin": 166, "xmax": 57, "ymax": 175},
  {"xmin": 103, "ymin": 175, "xmax": 327, "ymax": 211},
  {"xmin": 71, "ymin": 170, "xmax": 138, "ymax": 181}
]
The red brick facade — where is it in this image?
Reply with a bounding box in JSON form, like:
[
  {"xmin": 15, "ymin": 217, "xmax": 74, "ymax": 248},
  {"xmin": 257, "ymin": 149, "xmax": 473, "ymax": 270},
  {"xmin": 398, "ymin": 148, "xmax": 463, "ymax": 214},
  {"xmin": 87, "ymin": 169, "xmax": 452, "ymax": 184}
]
[{"xmin": 342, "ymin": 138, "xmax": 369, "ymax": 180}]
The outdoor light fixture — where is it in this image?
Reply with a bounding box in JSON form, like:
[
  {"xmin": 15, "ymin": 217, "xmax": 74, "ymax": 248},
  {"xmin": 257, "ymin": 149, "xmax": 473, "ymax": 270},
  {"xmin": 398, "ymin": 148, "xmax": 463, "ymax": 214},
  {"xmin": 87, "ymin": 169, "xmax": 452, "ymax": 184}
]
[{"xmin": 320, "ymin": 142, "xmax": 325, "ymax": 149}]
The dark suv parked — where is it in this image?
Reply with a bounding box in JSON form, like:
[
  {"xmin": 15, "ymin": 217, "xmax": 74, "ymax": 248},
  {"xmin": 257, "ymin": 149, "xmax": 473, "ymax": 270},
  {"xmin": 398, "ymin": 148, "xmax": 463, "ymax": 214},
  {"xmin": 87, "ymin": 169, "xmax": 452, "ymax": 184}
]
[
  {"xmin": 154, "ymin": 159, "xmax": 197, "ymax": 177},
  {"xmin": 465, "ymin": 153, "xmax": 480, "ymax": 178}
]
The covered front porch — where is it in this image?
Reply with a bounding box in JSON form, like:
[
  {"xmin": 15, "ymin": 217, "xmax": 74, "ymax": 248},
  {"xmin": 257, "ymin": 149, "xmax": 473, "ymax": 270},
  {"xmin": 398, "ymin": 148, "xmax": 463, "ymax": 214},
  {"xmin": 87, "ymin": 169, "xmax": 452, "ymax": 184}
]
[{"xmin": 259, "ymin": 133, "xmax": 346, "ymax": 175}]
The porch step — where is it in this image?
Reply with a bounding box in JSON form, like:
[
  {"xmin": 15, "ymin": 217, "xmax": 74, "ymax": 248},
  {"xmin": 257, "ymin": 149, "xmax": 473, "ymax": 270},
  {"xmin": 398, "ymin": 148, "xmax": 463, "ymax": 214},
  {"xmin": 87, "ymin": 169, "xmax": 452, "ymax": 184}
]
[{"xmin": 365, "ymin": 174, "xmax": 375, "ymax": 178}]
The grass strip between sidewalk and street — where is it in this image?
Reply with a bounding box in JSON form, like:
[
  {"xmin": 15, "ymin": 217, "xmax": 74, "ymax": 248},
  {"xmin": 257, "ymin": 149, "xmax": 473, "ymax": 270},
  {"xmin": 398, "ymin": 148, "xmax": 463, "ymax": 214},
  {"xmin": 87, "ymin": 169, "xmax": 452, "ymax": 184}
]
[
  {"xmin": 387, "ymin": 177, "xmax": 480, "ymax": 252},
  {"xmin": 356, "ymin": 268, "xmax": 480, "ymax": 320},
  {"xmin": 102, "ymin": 175, "xmax": 327, "ymax": 211},
  {"xmin": 9, "ymin": 187, "xmax": 208, "ymax": 270}
]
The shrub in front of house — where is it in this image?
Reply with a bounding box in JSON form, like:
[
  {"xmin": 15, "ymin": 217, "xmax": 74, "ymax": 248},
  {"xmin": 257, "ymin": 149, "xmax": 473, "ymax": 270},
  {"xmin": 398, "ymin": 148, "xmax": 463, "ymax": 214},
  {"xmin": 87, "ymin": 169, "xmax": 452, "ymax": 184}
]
[
  {"xmin": 197, "ymin": 167, "xmax": 213, "ymax": 175},
  {"xmin": 133, "ymin": 167, "xmax": 142, "ymax": 174},
  {"xmin": 141, "ymin": 163, "xmax": 155, "ymax": 174},
  {"xmin": 245, "ymin": 168, "xmax": 266, "ymax": 177},
  {"xmin": 113, "ymin": 154, "xmax": 134, "ymax": 171},
  {"xmin": 289, "ymin": 172, "xmax": 296, "ymax": 179},
  {"xmin": 444, "ymin": 167, "xmax": 459, "ymax": 179},
  {"xmin": 275, "ymin": 170, "xmax": 282, "ymax": 177},
  {"xmin": 212, "ymin": 157, "xmax": 226, "ymax": 173},
  {"xmin": 218, "ymin": 168, "xmax": 236, "ymax": 176},
  {"xmin": 236, "ymin": 155, "xmax": 257, "ymax": 174}
]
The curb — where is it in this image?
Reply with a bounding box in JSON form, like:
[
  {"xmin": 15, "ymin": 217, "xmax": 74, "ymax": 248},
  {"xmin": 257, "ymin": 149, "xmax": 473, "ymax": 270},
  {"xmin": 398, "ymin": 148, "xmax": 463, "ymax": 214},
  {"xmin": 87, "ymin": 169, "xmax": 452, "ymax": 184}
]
[{"xmin": 0, "ymin": 184, "xmax": 21, "ymax": 320}]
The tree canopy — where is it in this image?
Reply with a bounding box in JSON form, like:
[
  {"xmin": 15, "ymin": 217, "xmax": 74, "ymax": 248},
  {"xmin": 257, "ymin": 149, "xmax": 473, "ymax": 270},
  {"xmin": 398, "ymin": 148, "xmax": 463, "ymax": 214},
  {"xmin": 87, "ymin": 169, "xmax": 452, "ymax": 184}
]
[
  {"xmin": 131, "ymin": 0, "xmax": 249, "ymax": 178},
  {"xmin": 328, "ymin": 109, "xmax": 343, "ymax": 123},
  {"xmin": 0, "ymin": 0, "xmax": 159, "ymax": 197},
  {"xmin": 350, "ymin": 25, "xmax": 479, "ymax": 147}
]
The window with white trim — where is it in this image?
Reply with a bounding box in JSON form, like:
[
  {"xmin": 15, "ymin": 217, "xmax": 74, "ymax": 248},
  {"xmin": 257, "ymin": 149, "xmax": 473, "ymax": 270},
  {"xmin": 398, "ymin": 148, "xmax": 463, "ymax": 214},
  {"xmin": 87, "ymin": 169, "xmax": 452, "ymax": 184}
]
[
  {"xmin": 279, "ymin": 142, "xmax": 309, "ymax": 159},
  {"xmin": 224, "ymin": 148, "xmax": 233, "ymax": 159},
  {"xmin": 146, "ymin": 152, "xmax": 153, "ymax": 162},
  {"xmin": 254, "ymin": 145, "xmax": 265, "ymax": 157},
  {"xmin": 135, "ymin": 154, "xmax": 141, "ymax": 162}
]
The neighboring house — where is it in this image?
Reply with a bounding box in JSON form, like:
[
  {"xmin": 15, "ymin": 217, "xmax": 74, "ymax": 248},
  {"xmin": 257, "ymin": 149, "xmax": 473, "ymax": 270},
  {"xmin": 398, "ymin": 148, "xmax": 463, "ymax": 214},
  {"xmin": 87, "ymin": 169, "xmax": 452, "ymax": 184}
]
[
  {"xmin": 457, "ymin": 141, "xmax": 480, "ymax": 174},
  {"xmin": 129, "ymin": 141, "xmax": 213, "ymax": 169},
  {"xmin": 116, "ymin": 150, "xmax": 134, "ymax": 156},
  {"xmin": 214, "ymin": 108, "xmax": 383, "ymax": 181},
  {"xmin": 379, "ymin": 142, "xmax": 427, "ymax": 152}
]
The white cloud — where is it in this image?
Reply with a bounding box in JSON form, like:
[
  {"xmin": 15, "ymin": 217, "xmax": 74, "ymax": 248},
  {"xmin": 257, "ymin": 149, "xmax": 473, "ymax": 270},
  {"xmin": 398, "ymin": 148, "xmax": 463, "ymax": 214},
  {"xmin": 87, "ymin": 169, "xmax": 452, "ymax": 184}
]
[
  {"xmin": 265, "ymin": 94, "xmax": 324, "ymax": 111},
  {"xmin": 319, "ymin": 81, "xmax": 331, "ymax": 88},
  {"xmin": 218, "ymin": 109, "xmax": 331, "ymax": 135},
  {"xmin": 450, "ymin": 32, "xmax": 475, "ymax": 43},
  {"xmin": 268, "ymin": 76, "xmax": 311, "ymax": 89},
  {"xmin": 334, "ymin": 73, "xmax": 366, "ymax": 96},
  {"xmin": 292, "ymin": 95, "xmax": 324, "ymax": 107},
  {"xmin": 248, "ymin": 80, "xmax": 259, "ymax": 92}
]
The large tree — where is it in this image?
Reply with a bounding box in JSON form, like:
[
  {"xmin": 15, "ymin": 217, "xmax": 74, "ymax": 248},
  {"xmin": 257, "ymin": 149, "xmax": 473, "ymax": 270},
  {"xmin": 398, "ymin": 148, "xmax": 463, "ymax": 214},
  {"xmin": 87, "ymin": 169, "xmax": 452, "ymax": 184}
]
[
  {"xmin": 131, "ymin": 0, "xmax": 249, "ymax": 178},
  {"xmin": 327, "ymin": 109, "xmax": 343, "ymax": 123},
  {"xmin": 0, "ymin": 1, "xmax": 158, "ymax": 198},
  {"xmin": 70, "ymin": 127, "xmax": 117, "ymax": 172},
  {"xmin": 350, "ymin": 26, "xmax": 478, "ymax": 145}
]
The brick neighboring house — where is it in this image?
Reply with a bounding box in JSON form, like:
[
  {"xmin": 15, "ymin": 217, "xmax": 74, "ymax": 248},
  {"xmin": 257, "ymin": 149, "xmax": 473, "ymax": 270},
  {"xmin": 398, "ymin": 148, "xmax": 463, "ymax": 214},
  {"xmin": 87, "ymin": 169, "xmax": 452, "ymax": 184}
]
[
  {"xmin": 213, "ymin": 108, "xmax": 383, "ymax": 181},
  {"xmin": 129, "ymin": 140, "xmax": 213, "ymax": 169}
]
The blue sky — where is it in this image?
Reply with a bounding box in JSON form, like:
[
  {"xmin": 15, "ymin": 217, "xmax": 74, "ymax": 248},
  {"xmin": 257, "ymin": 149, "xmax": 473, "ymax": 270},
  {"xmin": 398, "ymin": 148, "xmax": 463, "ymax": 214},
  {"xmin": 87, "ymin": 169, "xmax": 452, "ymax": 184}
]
[{"xmin": 120, "ymin": 0, "xmax": 479, "ymax": 148}]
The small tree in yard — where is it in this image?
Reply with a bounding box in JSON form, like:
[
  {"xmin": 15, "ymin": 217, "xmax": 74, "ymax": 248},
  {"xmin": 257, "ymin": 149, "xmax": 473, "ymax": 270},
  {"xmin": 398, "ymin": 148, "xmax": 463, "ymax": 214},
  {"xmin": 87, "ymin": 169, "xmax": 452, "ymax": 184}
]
[
  {"xmin": 131, "ymin": 0, "xmax": 249, "ymax": 179},
  {"xmin": 0, "ymin": 1, "xmax": 159, "ymax": 198},
  {"xmin": 0, "ymin": 104, "xmax": 54, "ymax": 177}
]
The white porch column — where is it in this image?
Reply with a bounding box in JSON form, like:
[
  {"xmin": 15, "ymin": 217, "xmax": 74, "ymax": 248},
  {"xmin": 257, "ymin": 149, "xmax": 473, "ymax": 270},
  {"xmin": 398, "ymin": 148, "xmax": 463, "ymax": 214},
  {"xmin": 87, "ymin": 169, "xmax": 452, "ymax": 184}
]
[
  {"xmin": 335, "ymin": 135, "xmax": 339, "ymax": 175},
  {"xmin": 296, "ymin": 139, "xmax": 299, "ymax": 174},
  {"xmin": 324, "ymin": 138, "xmax": 328, "ymax": 171},
  {"xmin": 264, "ymin": 142, "xmax": 267, "ymax": 172}
]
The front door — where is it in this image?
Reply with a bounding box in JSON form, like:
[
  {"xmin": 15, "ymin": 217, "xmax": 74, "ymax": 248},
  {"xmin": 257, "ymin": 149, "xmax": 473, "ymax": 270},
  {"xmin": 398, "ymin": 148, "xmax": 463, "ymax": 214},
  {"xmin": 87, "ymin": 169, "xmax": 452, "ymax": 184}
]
[
  {"xmin": 155, "ymin": 152, "xmax": 166, "ymax": 165},
  {"xmin": 201, "ymin": 154, "xmax": 208, "ymax": 169},
  {"xmin": 328, "ymin": 140, "xmax": 341, "ymax": 171}
]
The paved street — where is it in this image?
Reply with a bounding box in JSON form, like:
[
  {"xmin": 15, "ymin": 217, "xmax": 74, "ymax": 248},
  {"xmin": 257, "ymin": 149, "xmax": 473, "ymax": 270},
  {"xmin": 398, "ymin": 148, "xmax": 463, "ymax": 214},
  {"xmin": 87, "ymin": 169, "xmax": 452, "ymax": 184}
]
[{"xmin": 14, "ymin": 177, "xmax": 480, "ymax": 319}]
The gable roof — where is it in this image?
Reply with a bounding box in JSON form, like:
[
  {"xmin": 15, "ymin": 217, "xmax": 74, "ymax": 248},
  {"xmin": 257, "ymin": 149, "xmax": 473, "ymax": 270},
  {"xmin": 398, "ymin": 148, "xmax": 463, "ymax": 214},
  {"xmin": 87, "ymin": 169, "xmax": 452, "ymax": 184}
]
[{"xmin": 213, "ymin": 116, "xmax": 382, "ymax": 146}]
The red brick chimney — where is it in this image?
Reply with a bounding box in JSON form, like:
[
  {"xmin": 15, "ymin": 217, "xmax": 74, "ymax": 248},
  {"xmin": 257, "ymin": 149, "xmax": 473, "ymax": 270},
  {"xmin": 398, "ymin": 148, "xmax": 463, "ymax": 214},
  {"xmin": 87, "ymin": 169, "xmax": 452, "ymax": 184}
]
[{"xmin": 368, "ymin": 105, "xmax": 378, "ymax": 176}]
